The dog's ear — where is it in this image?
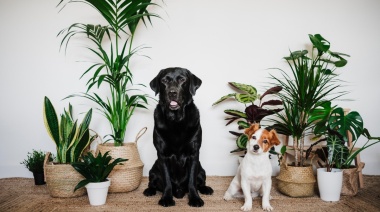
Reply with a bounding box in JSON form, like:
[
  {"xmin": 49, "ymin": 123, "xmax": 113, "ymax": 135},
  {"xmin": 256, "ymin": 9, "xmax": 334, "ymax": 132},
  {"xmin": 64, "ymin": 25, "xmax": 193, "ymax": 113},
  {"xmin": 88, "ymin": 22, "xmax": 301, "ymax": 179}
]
[
  {"xmin": 244, "ymin": 123, "xmax": 260, "ymax": 139},
  {"xmin": 189, "ymin": 73, "xmax": 202, "ymax": 96},
  {"xmin": 150, "ymin": 70, "xmax": 163, "ymax": 95},
  {"xmin": 269, "ymin": 129, "xmax": 281, "ymax": 146}
]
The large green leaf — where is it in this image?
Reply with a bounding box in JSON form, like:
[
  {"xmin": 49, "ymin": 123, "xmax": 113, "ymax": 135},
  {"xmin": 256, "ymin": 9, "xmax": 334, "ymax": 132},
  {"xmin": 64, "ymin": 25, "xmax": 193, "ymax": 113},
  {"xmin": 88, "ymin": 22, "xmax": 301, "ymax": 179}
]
[
  {"xmin": 236, "ymin": 134, "xmax": 248, "ymax": 149},
  {"xmin": 43, "ymin": 97, "xmax": 60, "ymax": 147},
  {"xmin": 229, "ymin": 82, "xmax": 257, "ymax": 95}
]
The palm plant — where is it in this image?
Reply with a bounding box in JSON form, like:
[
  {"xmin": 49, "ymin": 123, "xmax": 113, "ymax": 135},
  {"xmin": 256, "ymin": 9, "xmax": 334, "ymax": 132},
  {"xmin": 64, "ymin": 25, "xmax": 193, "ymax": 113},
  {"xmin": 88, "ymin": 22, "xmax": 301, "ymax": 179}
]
[
  {"xmin": 71, "ymin": 151, "xmax": 127, "ymax": 191},
  {"xmin": 212, "ymin": 82, "xmax": 283, "ymax": 153},
  {"xmin": 57, "ymin": 0, "xmax": 162, "ymax": 146},
  {"xmin": 43, "ymin": 96, "xmax": 96, "ymax": 163},
  {"xmin": 270, "ymin": 34, "xmax": 350, "ymax": 167}
]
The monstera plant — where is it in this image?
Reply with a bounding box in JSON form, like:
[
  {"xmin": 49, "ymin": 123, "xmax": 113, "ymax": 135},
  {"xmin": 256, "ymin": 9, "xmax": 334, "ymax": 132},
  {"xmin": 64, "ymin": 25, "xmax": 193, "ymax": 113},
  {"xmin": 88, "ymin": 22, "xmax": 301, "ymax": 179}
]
[
  {"xmin": 212, "ymin": 82, "xmax": 283, "ymax": 153},
  {"xmin": 57, "ymin": 0, "xmax": 162, "ymax": 146},
  {"xmin": 307, "ymin": 101, "xmax": 380, "ymax": 171}
]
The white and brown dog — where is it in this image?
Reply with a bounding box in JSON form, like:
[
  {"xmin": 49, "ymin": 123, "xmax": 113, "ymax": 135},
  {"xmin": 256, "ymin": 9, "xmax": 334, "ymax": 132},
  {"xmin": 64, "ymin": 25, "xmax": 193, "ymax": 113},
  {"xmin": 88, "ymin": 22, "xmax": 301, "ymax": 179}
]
[{"xmin": 224, "ymin": 123, "xmax": 281, "ymax": 211}]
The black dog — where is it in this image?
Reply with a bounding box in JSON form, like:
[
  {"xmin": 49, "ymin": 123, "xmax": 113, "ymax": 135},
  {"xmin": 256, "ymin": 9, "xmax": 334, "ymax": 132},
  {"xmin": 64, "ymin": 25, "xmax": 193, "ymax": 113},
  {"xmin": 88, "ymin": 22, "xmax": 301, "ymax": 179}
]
[{"xmin": 143, "ymin": 67, "xmax": 213, "ymax": 207}]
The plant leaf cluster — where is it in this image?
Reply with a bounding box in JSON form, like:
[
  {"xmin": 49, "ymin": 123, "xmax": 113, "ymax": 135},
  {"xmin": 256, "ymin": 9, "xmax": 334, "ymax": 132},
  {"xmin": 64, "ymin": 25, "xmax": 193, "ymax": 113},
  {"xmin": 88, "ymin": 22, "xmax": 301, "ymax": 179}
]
[
  {"xmin": 43, "ymin": 96, "xmax": 97, "ymax": 163},
  {"xmin": 57, "ymin": 0, "xmax": 162, "ymax": 146},
  {"xmin": 71, "ymin": 151, "xmax": 128, "ymax": 191},
  {"xmin": 307, "ymin": 101, "xmax": 380, "ymax": 171},
  {"xmin": 269, "ymin": 34, "xmax": 350, "ymax": 166},
  {"xmin": 20, "ymin": 149, "xmax": 47, "ymax": 173},
  {"xmin": 212, "ymin": 82, "xmax": 283, "ymax": 152}
]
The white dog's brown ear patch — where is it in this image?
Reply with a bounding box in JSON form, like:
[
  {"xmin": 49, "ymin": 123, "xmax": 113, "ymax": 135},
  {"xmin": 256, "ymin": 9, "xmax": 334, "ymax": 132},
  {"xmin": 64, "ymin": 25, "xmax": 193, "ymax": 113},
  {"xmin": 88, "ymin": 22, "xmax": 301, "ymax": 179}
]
[
  {"xmin": 244, "ymin": 123, "xmax": 260, "ymax": 139},
  {"xmin": 269, "ymin": 129, "xmax": 281, "ymax": 146}
]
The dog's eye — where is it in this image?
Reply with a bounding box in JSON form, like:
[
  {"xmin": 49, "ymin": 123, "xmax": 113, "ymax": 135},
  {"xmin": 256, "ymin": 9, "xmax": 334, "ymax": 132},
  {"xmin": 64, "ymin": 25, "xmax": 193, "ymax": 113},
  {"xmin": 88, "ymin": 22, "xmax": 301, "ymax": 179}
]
[
  {"xmin": 252, "ymin": 136, "xmax": 256, "ymax": 140},
  {"xmin": 263, "ymin": 140, "xmax": 268, "ymax": 144},
  {"xmin": 161, "ymin": 78, "xmax": 168, "ymax": 83},
  {"xmin": 178, "ymin": 77, "xmax": 186, "ymax": 82}
]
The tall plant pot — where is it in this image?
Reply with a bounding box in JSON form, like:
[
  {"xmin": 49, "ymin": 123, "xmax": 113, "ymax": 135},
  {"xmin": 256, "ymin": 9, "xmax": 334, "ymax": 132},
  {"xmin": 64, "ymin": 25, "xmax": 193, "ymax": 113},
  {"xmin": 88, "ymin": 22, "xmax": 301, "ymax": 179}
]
[
  {"xmin": 86, "ymin": 179, "xmax": 111, "ymax": 206},
  {"xmin": 96, "ymin": 128, "xmax": 146, "ymax": 193},
  {"xmin": 317, "ymin": 168, "xmax": 343, "ymax": 201},
  {"xmin": 43, "ymin": 152, "xmax": 86, "ymax": 198},
  {"xmin": 276, "ymin": 163, "xmax": 316, "ymax": 197}
]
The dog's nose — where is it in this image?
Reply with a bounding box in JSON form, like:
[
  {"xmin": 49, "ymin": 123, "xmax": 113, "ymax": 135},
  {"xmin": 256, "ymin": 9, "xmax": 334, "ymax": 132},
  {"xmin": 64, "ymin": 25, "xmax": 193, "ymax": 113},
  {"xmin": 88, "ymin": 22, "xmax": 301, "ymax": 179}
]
[
  {"xmin": 169, "ymin": 90, "xmax": 177, "ymax": 97},
  {"xmin": 253, "ymin": 145, "xmax": 260, "ymax": 151}
]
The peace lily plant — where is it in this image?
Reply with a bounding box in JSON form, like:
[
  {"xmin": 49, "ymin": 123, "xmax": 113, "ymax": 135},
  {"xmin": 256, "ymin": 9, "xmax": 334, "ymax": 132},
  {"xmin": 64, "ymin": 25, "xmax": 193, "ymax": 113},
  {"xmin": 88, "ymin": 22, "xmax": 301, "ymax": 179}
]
[{"xmin": 57, "ymin": 0, "xmax": 162, "ymax": 146}]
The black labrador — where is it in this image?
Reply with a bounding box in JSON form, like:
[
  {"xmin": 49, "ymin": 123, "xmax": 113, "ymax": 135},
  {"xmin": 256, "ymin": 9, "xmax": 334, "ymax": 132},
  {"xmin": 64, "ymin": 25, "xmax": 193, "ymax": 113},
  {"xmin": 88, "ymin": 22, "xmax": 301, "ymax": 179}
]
[{"xmin": 143, "ymin": 67, "xmax": 214, "ymax": 207}]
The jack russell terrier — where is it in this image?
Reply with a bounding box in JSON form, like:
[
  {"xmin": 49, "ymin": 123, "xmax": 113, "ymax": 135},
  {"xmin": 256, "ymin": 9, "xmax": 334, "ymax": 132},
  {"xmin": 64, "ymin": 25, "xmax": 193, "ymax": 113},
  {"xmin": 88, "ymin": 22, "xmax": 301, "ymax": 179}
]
[{"xmin": 223, "ymin": 123, "xmax": 281, "ymax": 211}]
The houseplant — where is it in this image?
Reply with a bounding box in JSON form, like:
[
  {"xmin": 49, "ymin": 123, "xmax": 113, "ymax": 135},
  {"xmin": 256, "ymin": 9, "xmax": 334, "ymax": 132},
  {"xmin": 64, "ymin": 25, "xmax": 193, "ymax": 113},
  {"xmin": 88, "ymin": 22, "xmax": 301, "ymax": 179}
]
[
  {"xmin": 71, "ymin": 151, "xmax": 127, "ymax": 206},
  {"xmin": 308, "ymin": 101, "xmax": 380, "ymax": 196},
  {"xmin": 43, "ymin": 96, "xmax": 96, "ymax": 197},
  {"xmin": 20, "ymin": 149, "xmax": 48, "ymax": 185},
  {"xmin": 212, "ymin": 82, "xmax": 283, "ymax": 153},
  {"xmin": 57, "ymin": 0, "xmax": 162, "ymax": 193},
  {"xmin": 57, "ymin": 0, "xmax": 161, "ymax": 146},
  {"xmin": 270, "ymin": 34, "xmax": 350, "ymax": 197}
]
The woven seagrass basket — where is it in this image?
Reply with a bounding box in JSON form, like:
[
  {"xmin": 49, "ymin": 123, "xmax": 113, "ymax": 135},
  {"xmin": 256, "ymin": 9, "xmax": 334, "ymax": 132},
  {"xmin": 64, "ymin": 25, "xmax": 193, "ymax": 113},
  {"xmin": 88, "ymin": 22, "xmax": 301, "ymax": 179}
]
[
  {"xmin": 276, "ymin": 163, "xmax": 316, "ymax": 197},
  {"xmin": 95, "ymin": 127, "xmax": 146, "ymax": 193},
  {"xmin": 43, "ymin": 152, "xmax": 86, "ymax": 198}
]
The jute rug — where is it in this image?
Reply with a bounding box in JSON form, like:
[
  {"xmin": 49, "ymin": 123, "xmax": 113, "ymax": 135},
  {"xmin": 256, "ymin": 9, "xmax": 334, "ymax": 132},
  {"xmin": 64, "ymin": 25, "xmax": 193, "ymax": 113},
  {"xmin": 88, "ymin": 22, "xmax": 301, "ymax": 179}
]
[{"xmin": 1, "ymin": 176, "xmax": 379, "ymax": 212}]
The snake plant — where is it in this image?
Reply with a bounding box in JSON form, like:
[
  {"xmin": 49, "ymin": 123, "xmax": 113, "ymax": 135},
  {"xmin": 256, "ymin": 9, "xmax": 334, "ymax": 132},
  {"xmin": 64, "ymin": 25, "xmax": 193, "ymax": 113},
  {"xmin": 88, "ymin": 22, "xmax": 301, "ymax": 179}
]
[{"xmin": 43, "ymin": 96, "xmax": 96, "ymax": 164}]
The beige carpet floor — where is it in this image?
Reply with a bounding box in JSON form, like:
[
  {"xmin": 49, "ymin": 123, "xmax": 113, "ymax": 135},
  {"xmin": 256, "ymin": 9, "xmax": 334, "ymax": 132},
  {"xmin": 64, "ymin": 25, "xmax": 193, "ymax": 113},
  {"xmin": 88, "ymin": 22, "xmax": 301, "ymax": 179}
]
[{"xmin": 1, "ymin": 175, "xmax": 380, "ymax": 212}]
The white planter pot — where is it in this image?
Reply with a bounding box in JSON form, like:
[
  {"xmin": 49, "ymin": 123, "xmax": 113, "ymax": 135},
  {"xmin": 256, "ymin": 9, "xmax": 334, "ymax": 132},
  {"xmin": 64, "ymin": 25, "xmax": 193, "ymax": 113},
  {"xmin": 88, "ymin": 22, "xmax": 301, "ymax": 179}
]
[
  {"xmin": 85, "ymin": 179, "xmax": 111, "ymax": 206},
  {"xmin": 317, "ymin": 168, "xmax": 343, "ymax": 202}
]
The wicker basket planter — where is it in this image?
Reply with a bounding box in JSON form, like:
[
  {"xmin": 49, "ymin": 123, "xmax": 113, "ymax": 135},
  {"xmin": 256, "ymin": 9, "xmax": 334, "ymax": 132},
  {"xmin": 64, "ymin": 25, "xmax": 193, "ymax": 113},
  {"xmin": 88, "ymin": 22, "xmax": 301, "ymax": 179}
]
[
  {"xmin": 95, "ymin": 128, "xmax": 146, "ymax": 193},
  {"xmin": 276, "ymin": 163, "xmax": 316, "ymax": 197},
  {"xmin": 43, "ymin": 152, "xmax": 86, "ymax": 198}
]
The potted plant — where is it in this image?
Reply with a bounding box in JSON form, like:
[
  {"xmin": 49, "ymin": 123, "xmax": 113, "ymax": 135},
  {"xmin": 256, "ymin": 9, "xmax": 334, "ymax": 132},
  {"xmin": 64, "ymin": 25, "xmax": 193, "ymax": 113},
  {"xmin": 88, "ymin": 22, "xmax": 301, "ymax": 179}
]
[
  {"xmin": 57, "ymin": 0, "xmax": 162, "ymax": 193},
  {"xmin": 308, "ymin": 101, "xmax": 380, "ymax": 197},
  {"xmin": 43, "ymin": 96, "xmax": 96, "ymax": 197},
  {"xmin": 270, "ymin": 34, "xmax": 350, "ymax": 197},
  {"xmin": 20, "ymin": 149, "xmax": 48, "ymax": 185},
  {"xmin": 212, "ymin": 82, "xmax": 283, "ymax": 154},
  {"xmin": 71, "ymin": 151, "xmax": 127, "ymax": 206}
]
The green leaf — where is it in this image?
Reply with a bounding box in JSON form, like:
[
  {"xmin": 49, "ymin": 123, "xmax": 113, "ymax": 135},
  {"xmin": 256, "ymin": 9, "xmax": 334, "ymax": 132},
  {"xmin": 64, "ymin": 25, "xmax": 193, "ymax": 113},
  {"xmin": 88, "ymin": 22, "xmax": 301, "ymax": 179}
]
[
  {"xmin": 229, "ymin": 82, "xmax": 257, "ymax": 95},
  {"xmin": 43, "ymin": 97, "xmax": 60, "ymax": 146},
  {"xmin": 236, "ymin": 134, "xmax": 248, "ymax": 149}
]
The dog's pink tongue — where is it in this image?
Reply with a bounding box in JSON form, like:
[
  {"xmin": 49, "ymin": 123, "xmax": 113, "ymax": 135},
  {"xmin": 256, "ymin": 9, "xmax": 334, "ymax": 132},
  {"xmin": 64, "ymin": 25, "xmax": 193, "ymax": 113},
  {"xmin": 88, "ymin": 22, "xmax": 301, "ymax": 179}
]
[{"xmin": 170, "ymin": 101, "xmax": 178, "ymax": 106}]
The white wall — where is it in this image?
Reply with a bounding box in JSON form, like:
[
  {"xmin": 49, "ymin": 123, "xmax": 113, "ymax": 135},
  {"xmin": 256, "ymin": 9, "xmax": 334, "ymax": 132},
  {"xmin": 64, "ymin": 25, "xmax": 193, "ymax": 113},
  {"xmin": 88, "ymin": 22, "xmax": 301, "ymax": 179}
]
[{"xmin": 1, "ymin": 0, "xmax": 380, "ymax": 178}]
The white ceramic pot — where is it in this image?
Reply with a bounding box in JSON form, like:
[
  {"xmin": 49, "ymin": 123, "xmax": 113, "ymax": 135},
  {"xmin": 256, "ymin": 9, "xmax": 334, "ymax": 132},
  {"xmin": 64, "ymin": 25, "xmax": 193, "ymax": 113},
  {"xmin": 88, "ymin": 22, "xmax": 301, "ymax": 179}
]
[
  {"xmin": 317, "ymin": 168, "xmax": 343, "ymax": 201},
  {"xmin": 85, "ymin": 179, "xmax": 111, "ymax": 206}
]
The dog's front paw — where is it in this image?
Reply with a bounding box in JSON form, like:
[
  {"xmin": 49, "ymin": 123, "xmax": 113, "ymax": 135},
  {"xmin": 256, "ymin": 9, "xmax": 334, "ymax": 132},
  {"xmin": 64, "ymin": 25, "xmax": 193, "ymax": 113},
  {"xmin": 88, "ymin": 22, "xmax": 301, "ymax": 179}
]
[
  {"xmin": 143, "ymin": 187, "xmax": 156, "ymax": 196},
  {"xmin": 262, "ymin": 204, "xmax": 273, "ymax": 211},
  {"xmin": 158, "ymin": 196, "xmax": 175, "ymax": 207},
  {"xmin": 199, "ymin": 185, "xmax": 214, "ymax": 195},
  {"xmin": 188, "ymin": 196, "xmax": 204, "ymax": 207},
  {"xmin": 241, "ymin": 204, "xmax": 252, "ymax": 211},
  {"xmin": 223, "ymin": 192, "xmax": 233, "ymax": 201}
]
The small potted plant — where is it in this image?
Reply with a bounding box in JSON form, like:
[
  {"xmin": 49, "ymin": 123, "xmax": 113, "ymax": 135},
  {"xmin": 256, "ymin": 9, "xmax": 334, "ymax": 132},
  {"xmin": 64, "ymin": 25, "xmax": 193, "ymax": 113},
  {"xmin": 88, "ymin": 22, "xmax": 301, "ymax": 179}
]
[
  {"xmin": 308, "ymin": 101, "xmax": 380, "ymax": 198},
  {"xmin": 71, "ymin": 151, "xmax": 127, "ymax": 206},
  {"xmin": 20, "ymin": 149, "xmax": 47, "ymax": 185}
]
